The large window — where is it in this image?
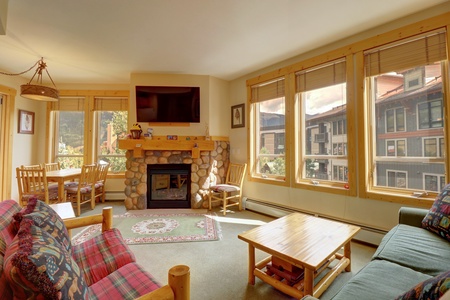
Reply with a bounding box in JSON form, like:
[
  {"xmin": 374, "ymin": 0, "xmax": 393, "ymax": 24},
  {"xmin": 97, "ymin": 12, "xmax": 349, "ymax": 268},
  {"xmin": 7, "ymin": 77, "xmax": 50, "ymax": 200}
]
[
  {"xmin": 48, "ymin": 92, "xmax": 129, "ymax": 173},
  {"xmin": 296, "ymin": 59, "xmax": 348, "ymax": 186},
  {"xmin": 365, "ymin": 30, "xmax": 447, "ymax": 194},
  {"xmin": 250, "ymin": 78, "xmax": 286, "ymax": 179},
  {"xmin": 51, "ymin": 97, "xmax": 85, "ymax": 168},
  {"xmin": 94, "ymin": 97, "xmax": 128, "ymax": 172}
]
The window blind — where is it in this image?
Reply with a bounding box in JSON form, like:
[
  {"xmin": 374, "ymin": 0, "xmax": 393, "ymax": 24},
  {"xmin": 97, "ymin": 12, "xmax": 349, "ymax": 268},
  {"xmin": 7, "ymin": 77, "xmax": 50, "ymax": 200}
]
[
  {"xmin": 295, "ymin": 59, "xmax": 346, "ymax": 93},
  {"xmin": 93, "ymin": 97, "xmax": 128, "ymax": 111},
  {"xmin": 251, "ymin": 78, "xmax": 285, "ymax": 103},
  {"xmin": 50, "ymin": 97, "xmax": 85, "ymax": 111},
  {"xmin": 365, "ymin": 30, "xmax": 447, "ymax": 77}
]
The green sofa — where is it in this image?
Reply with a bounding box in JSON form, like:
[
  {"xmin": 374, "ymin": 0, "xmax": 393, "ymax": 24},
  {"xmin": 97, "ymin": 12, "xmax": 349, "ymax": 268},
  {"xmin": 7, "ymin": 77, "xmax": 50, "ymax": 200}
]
[{"xmin": 303, "ymin": 207, "xmax": 450, "ymax": 300}]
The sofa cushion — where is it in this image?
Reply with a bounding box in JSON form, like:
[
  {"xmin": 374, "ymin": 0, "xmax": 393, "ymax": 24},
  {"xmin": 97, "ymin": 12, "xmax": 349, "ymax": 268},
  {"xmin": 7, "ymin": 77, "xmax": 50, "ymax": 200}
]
[
  {"xmin": 373, "ymin": 224, "xmax": 450, "ymax": 276},
  {"xmin": 13, "ymin": 197, "xmax": 72, "ymax": 254},
  {"xmin": 0, "ymin": 200, "xmax": 21, "ymax": 300},
  {"xmin": 395, "ymin": 270, "xmax": 450, "ymax": 300},
  {"xmin": 88, "ymin": 262, "xmax": 161, "ymax": 299},
  {"xmin": 72, "ymin": 228, "xmax": 136, "ymax": 286},
  {"xmin": 332, "ymin": 260, "xmax": 432, "ymax": 300},
  {"xmin": 3, "ymin": 218, "xmax": 89, "ymax": 299},
  {"xmin": 422, "ymin": 183, "xmax": 450, "ymax": 242}
]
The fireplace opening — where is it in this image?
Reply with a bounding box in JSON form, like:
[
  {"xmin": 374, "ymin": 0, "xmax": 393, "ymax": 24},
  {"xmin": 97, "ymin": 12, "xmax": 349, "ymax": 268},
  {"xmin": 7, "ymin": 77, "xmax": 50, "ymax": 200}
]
[{"xmin": 147, "ymin": 164, "xmax": 191, "ymax": 208}]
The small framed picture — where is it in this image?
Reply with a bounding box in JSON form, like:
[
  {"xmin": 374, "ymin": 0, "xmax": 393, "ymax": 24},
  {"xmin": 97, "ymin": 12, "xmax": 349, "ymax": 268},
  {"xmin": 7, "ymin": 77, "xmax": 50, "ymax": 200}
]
[
  {"xmin": 231, "ymin": 103, "xmax": 245, "ymax": 128},
  {"xmin": 18, "ymin": 109, "xmax": 35, "ymax": 134}
]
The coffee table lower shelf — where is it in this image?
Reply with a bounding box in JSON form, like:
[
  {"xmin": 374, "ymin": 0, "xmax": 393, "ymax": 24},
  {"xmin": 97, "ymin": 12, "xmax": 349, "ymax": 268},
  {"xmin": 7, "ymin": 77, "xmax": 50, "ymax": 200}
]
[{"xmin": 253, "ymin": 253, "xmax": 350, "ymax": 299}]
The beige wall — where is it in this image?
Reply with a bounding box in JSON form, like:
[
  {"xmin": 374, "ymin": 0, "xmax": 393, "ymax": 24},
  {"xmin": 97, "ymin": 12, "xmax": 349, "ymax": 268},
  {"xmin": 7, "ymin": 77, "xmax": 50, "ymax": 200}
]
[
  {"xmin": 130, "ymin": 73, "xmax": 229, "ymax": 137},
  {"xmin": 228, "ymin": 2, "xmax": 450, "ymax": 232}
]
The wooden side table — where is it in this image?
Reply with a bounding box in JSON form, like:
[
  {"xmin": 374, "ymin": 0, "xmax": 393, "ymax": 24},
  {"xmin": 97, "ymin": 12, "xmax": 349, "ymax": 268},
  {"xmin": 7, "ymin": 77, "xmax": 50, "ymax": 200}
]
[{"xmin": 50, "ymin": 202, "xmax": 76, "ymax": 237}]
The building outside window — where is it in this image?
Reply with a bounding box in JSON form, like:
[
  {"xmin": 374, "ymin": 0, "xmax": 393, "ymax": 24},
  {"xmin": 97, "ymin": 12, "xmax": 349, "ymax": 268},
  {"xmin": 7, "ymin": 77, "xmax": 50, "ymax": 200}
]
[
  {"xmin": 296, "ymin": 59, "xmax": 348, "ymax": 184},
  {"xmin": 365, "ymin": 30, "xmax": 447, "ymax": 193},
  {"xmin": 250, "ymin": 78, "xmax": 286, "ymax": 179}
]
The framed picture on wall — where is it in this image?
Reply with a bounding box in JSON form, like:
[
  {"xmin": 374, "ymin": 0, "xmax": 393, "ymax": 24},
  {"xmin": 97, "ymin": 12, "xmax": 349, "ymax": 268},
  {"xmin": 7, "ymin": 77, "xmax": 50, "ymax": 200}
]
[
  {"xmin": 18, "ymin": 109, "xmax": 35, "ymax": 134},
  {"xmin": 231, "ymin": 103, "xmax": 245, "ymax": 128}
]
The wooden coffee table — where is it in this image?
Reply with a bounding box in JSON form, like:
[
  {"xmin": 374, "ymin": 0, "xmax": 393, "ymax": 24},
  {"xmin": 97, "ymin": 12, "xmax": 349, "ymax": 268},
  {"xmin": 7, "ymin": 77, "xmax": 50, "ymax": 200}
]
[{"xmin": 238, "ymin": 212, "xmax": 360, "ymax": 299}]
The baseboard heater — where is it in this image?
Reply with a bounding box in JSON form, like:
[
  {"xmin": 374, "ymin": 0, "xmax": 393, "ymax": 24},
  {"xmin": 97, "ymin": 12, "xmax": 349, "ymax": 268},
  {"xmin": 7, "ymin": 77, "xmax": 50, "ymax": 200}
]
[{"xmin": 242, "ymin": 197, "xmax": 387, "ymax": 246}]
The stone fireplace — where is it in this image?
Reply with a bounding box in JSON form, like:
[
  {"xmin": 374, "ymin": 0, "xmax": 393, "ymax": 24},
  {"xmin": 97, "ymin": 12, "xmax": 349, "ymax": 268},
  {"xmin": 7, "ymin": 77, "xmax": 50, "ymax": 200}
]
[{"xmin": 123, "ymin": 140, "xmax": 229, "ymax": 210}]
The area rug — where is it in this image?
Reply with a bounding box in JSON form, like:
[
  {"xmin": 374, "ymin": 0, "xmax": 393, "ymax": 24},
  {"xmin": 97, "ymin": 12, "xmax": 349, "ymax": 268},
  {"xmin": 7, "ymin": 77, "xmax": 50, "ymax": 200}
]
[{"xmin": 71, "ymin": 211, "xmax": 221, "ymax": 245}]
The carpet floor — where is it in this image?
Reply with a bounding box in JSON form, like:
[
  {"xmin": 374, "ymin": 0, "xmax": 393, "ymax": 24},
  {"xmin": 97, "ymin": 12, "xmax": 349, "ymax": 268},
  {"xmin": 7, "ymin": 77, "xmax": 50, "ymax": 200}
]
[{"xmin": 73, "ymin": 201, "xmax": 377, "ymax": 300}]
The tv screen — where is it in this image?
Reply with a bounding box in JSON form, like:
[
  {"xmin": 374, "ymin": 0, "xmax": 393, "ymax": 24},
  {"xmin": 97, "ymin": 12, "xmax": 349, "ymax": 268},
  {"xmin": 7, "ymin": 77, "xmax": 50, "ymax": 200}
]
[{"xmin": 136, "ymin": 86, "xmax": 200, "ymax": 123}]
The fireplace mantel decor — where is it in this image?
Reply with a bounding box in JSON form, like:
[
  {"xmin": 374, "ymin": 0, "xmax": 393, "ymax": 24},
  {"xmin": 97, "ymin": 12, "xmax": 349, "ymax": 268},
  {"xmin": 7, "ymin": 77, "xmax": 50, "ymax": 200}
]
[{"xmin": 118, "ymin": 136, "xmax": 214, "ymax": 159}]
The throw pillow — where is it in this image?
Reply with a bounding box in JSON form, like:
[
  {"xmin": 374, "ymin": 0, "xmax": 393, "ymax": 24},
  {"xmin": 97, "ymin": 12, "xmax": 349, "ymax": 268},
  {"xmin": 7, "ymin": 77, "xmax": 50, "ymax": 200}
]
[
  {"xmin": 422, "ymin": 183, "xmax": 450, "ymax": 242},
  {"xmin": 13, "ymin": 197, "xmax": 72, "ymax": 254},
  {"xmin": 395, "ymin": 270, "xmax": 450, "ymax": 300},
  {"xmin": 3, "ymin": 218, "xmax": 89, "ymax": 300}
]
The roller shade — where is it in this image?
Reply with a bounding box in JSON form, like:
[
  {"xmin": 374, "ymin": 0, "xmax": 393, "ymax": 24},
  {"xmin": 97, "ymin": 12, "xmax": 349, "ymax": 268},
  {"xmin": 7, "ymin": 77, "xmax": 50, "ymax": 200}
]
[
  {"xmin": 50, "ymin": 97, "xmax": 84, "ymax": 111},
  {"xmin": 251, "ymin": 78, "xmax": 285, "ymax": 103},
  {"xmin": 94, "ymin": 97, "xmax": 128, "ymax": 111},
  {"xmin": 365, "ymin": 30, "xmax": 447, "ymax": 77},
  {"xmin": 296, "ymin": 59, "xmax": 346, "ymax": 92}
]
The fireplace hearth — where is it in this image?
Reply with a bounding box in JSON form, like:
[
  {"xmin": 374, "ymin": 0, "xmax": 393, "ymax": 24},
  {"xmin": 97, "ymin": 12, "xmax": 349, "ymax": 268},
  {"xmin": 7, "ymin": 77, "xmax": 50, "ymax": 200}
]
[{"xmin": 147, "ymin": 164, "xmax": 191, "ymax": 208}]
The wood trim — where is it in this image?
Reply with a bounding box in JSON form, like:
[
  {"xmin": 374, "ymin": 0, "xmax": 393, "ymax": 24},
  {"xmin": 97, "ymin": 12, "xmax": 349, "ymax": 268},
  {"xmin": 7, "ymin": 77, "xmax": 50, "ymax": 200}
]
[{"xmin": 0, "ymin": 85, "xmax": 16, "ymax": 200}]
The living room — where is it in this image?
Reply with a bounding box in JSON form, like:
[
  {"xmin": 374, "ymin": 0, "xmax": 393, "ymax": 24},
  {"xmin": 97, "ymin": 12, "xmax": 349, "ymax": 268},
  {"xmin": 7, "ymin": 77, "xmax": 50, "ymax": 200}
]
[{"xmin": 1, "ymin": 1, "xmax": 450, "ymax": 298}]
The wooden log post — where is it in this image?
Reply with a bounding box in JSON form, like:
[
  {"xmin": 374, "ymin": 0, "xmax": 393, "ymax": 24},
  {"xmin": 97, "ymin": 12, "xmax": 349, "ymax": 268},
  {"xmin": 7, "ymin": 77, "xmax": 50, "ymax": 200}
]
[
  {"xmin": 168, "ymin": 265, "xmax": 190, "ymax": 300},
  {"xmin": 102, "ymin": 206, "xmax": 113, "ymax": 232}
]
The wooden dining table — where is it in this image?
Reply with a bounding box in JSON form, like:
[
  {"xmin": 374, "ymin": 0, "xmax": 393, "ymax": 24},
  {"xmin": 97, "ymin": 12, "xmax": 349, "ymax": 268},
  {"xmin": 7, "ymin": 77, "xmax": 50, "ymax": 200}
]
[{"xmin": 46, "ymin": 168, "xmax": 82, "ymax": 201}]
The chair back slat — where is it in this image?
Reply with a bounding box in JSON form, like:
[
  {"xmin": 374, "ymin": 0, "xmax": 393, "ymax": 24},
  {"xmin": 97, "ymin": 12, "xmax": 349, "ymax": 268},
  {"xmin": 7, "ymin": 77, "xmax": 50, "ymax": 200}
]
[
  {"xmin": 96, "ymin": 162, "xmax": 110, "ymax": 183},
  {"xmin": 226, "ymin": 163, "xmax": 247, "ymax": 188},
  {"xmin": 44, "ymin": 162, "xmax": 61, "ymax": 172},
  {"xmin": 79, "ymin": 164, "xmax": 98, "ymax": 187}
]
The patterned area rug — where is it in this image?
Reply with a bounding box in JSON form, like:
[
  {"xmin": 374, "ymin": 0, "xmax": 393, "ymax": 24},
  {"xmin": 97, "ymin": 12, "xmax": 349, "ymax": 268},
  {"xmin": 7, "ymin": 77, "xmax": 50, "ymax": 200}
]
[{"xmin": 72, "ymin": 211, "xmax": 221, "ymax": 245}]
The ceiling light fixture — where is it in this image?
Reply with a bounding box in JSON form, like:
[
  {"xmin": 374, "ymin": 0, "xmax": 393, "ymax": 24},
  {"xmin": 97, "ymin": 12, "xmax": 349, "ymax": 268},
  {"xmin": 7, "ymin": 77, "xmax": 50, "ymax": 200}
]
[{"xmin": 0, "ymin": 58, "xmax": 59, "ymax": 101}]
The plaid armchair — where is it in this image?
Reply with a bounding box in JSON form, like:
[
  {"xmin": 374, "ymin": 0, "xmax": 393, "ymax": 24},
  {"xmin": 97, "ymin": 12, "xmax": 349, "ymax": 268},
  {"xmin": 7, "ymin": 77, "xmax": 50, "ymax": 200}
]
[{"xmin": 1, "ymin": 198, "xmax": 190, "ymax": 299}]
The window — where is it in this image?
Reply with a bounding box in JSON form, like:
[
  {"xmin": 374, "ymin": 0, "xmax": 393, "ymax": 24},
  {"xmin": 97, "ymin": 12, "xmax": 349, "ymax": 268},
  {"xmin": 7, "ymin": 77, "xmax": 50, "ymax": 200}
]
[
  {"xmin": 296, "ymin": 59, "xmax": 348, "ymax": 185},
  {"xmin": 424, "ymin": 173, "xmax": 446, "ymax": 192},
  {"xmin": 385, "ymin": 108, "xmax": 405, "ymax": 132},
  {"xmin": 250, "ymin": 78, "xmax": 286, "ymax": 179},
  {"xmin": 387, "ymin": 170, "xmax": 407, "ymax": 188},
  {"xmin": 418, "ymin": 99, "xmax": 443, "ymax": 129},
  {"xmin": 50, "ymin": 97, "xmax": 85, "ymax": 168},
  {"xmin": 94, "ymin": 97, "xmax": 128, "ymax": 172},
  {"xmin": 386, "ymin": 139, "xmax": 406, "ymax": 157},
  {"xmin": 333, "ymin": 165, "xmax": 348, "ymax": 182},
  {"xmin": 365, "ymin": 30, "xmax": 447, "ymax": 195},
  {"xmin": 48, "ymin": 92, "xmax": 129, "ymax": 173}
]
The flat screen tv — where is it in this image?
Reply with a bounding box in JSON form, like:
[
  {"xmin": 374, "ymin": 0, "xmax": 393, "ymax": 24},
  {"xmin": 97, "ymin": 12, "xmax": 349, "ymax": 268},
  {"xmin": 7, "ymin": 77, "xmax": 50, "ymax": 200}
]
[{"xmin": 135, "ymin": 86, "xmax": 200, "ymax": 123}]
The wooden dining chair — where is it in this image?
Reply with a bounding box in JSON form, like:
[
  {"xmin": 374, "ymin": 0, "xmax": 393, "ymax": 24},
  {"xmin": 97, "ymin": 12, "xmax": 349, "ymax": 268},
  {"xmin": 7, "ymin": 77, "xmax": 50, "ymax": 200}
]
[
  {"xmin": 95, "ymin": 162, "xmax": 110, "ymax": 203},
  {"xmin": 208, "ymin": 163, "xmax": 247, "ymax": 215},
  {"xmin": 16, "ymin": 166, "xmax": 61, "ymax": 206},
  {"xmin": 43, "ymin": 162, "xmax": 61, "ymax": 172},
  {"xmin": 65, "ymin": 164, "xmax": 101, "ymax": 216}
]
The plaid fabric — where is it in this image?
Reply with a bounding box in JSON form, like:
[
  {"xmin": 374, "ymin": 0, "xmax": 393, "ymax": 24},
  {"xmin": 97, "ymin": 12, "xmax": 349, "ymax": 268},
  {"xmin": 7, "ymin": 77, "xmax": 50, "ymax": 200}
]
[
  {"xmin": 89, "ymin": 262, "xmax": 161, "ymax": 300},
  {"xmin": 72, "ymin": 228, "xmax": 136, "ymax": 286},
  {"xmin": 0, "ymin": 200, "xmax": 22, "ymax": 300}
]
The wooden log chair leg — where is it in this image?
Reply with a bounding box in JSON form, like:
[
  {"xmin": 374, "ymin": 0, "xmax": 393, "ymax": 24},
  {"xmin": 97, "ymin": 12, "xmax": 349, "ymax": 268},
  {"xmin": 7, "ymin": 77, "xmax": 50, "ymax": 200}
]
[
  {"xmin": 222, "ymin": 191, "xmax": 228, "ymax": 216},
  {"xmin": 208, "ymin": 190, "xmax": 212, "ymax": 211}
]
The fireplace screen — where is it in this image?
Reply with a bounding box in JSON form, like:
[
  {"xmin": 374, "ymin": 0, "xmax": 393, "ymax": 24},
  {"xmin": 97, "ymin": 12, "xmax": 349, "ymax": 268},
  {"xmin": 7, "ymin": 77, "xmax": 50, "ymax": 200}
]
[{"xmin": 147, "ymin": 164, "xmax": 191, "ymax": 208}]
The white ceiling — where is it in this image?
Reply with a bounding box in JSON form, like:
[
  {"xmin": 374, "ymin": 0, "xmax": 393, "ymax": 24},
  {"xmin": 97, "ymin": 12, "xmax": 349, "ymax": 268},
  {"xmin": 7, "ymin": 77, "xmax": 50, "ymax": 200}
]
[{"xmin": 0, "ymin": 0, "xmax": 447, "ymax": 84}]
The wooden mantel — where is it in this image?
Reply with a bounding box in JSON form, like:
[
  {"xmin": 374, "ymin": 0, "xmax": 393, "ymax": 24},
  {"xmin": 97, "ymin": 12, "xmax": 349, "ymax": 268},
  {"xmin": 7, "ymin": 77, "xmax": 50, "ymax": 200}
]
[{"xmin": 118, "ymin": 136, "xmax": 222, "ymax": 158}]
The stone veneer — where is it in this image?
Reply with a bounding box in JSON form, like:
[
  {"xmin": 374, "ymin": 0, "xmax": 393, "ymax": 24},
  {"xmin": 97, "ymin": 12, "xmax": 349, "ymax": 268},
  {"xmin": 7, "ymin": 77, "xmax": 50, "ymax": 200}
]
[{"xmin": 124, "ymin": 141, "xmax": 230, "ymax": 210}]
